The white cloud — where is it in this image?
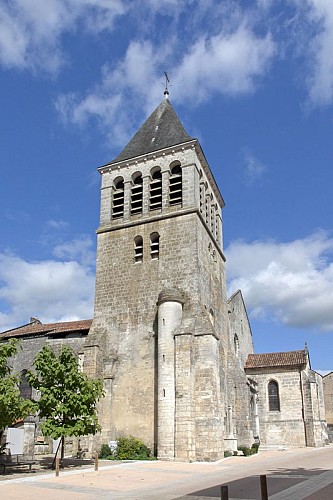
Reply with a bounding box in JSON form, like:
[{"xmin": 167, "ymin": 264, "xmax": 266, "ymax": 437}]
[
  {"xmin": 242, "ymin": 150, "xmax": 267, "ymax": 185},
  {"xmin": 55, "ymin": 22, "xmax": 275, "ymax": 146},
  {"xmin": 226, "ymin": 231, "xmax": 333, "ymax": 332},
  {"xmin": 0, "ymin": 236, "xmax": 95, "ymax": 332},
  {"xmin": 172, "ymin": 26, "xmax": 276, "ymax": 103},
  {"xmin": 0, "ymin": 0, "xmax": 127, "ymax": 73},
  {"xmin": 53, "ymin": 235, "xmax": 95, "ymax": 267},
  {"xmin": 305, "ymin": 0, "xmax": 333, "ymax": 106},
  {"xmin": 46, "ymin": 219, "xmax": 69, "ymax": 230}
]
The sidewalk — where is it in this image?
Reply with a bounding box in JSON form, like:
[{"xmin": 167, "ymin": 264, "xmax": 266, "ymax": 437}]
[{"xmin": 0, "ymin": 446, "xmax": 332, "ymax": 499}]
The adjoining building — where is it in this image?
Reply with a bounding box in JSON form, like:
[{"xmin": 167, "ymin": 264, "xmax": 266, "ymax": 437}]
[
  {"xmin": 0, "ymin": 95, "xmax": 329, "ymax": 459},
  {"xmin": 323, "ymin": 372, "xmax": 333, "ymax": 442}
]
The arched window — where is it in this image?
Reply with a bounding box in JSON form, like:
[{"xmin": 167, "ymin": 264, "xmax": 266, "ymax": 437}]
[
  {"xmin": 131, "ymin": 173, "xmax": 143, "ymax": 215},
  {"xmin": 205, "ymin": 194, "xmax": 210, "ymax": 224},
  {"xmin": 234, "ymin": 334, "xmax": 240, "ymax": 358},
  {"xmin": 134, "ymin": 236, "xmax": 143, "ymax": 263},
  {"xmin": 209, "ymin": 308, "xmax": 214, "ymax": 325},
  {"xmin": 150, "ymin": 232, "xmax": 160, "ymax": 259},
  {"xmin": 112, "ymin": 177, "xmax": 124, "ymax": 219},
  {"xmin": 268, "ymin": 380, "xmax": 280, "ymax": 412},
  {"xmin": 150, "ymin": 168, "xmax": 162, "ymax": 210},
  {"xmin": 169, "ymin": 163, "xmax": 182, "ymax": 206},
  {"xmin": 215, "ymin": 214, "xmax": 220, "ymax": 242},
  {"xmin": 199, "ymin": 182, "xmax": 205, "ymax": 213},
  {"xmin": 210, "ymin": 201, "xmax": 215, "ymax": 233},
  {"xmin": 19, "ymin": 369, "xmax": 32, "ymax": 400}
]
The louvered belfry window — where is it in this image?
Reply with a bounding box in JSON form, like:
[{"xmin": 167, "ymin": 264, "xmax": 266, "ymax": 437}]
[
  {"xmin": 169, "ymin": 164, "xmax": 182, "ymax": 206},
  {"xmin": 134, "ymin": 236, "xmax": 143, "ymax": 263},
  {"xmin": 150, "ymin": 232, "xmax": 160, "ymax": 260},
  {"xmin": 131, "ymin": 174, "xmax": 143, "ymax": 215},
  {"xmin": 150, "ymin": 169, "xmax": 162, "ymax": 210},
  {"xmin": 112, "ymin": 178, "xmax": 124, "ymax": 219}
]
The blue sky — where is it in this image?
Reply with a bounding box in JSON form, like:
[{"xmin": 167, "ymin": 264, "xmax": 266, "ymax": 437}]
[{"xmin": 1, "ymin": 0, "xmax": 333, "ymax": 372}]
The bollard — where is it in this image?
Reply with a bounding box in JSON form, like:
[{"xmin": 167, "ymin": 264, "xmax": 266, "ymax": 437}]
[
  {"xmin": 221, "ymin": 485, "xmax": 229, "ymax": 500},
  {"xmin": 260, "ymin": 475, "xmax": 268, "ymax": 500},
  {"xmin": 94, "ymin": 453, "xmax": 98, "ymax": 471},
  {"xmin": 55, "ymin": 457, "xmax": 60, "ymax": 477}
]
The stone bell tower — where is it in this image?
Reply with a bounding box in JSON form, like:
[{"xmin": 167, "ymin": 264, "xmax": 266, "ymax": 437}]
[{"xmin": 84, "ymin": 93, "xmax": 229, "ymax": 461}]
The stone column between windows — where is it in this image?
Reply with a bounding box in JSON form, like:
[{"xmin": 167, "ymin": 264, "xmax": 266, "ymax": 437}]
[
  {"xmin": 100, "ymin": 185, "xmax": 112, "ymax": 225},
  {"xmin": 216, "ymin": 212, "xmax": 223, "ymax": 249},
  {"xmin": 161, "ymin": 168, "xmax": 170, "ymax": 211},
  {"xmin": 123, "ymin": 180, "xmax": 132, "ymax": 221},
  {"xmin": 142, "ymin": 174, "xmax": 150, "ymax": 215}
]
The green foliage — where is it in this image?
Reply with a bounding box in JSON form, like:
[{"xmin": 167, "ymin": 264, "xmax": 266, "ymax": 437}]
[
  {"xmin": 115, "ymin": 436, "xmax": 153, "ymax": 460},
  {"xmin": 251, "ymin": 442, "xmax": 260, "ymax": 454},
  {"xmin": 99, "ymin": 436, "xmax": 154, "ymax": 460},
  {"xmin": 27, "ymin": 346, "xmax": 104, "ymax": 440},
  {"xmin": 237, "ymin": 443, "xmax": 259, "ymax": 456},
  {"xmin": 237, "ymin": 446, "xmax": 252, "ymax": 456},
  {"xmin": 0, "ymin": 339, "xmax": 35, "ymax": 441},
  {"xmin": 224, "ymin": 450, "xmax": 232, "ymax": 457},
  {"xmin": 99, "ymin": 443, "xmax": 112, "ymax": 459}
]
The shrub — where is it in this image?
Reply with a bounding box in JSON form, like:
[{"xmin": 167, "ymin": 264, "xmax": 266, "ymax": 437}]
[
  {"xmin": 99, "ymin": 444, "xmax": 112, "ymax": 459},
  {"xmin": 115, "ymin": 436, "xmax": 153, "ymax": 460},
  {"xmin": 251, "ymin": 443, "xmax": 260, "ymax": 454},
  {"xmin": 237, "ymin": 446, "xmax": 252, "ymax": 456},
  {"xmin": 99, "ymin": 436, "xmax": 154, "ymax": 461},
  {"xmin": 224, "ymin": 450, "xmax": 232, "ymax": 457},
  {"xmin": 233, "ymin": 450, "xmax": 238, "ymax": 456}
]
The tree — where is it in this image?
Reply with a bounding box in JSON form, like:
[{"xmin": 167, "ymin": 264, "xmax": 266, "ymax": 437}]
[
  {"xmin": 0, "ymin": 339, "xmax": 35, "ymax": 450},
  {"xmin": 27, "ymin": 346, "xmax": 104, "ymax": 462}
]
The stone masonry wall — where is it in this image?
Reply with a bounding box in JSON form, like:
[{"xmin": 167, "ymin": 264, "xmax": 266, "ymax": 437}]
[
  {"xmin": 323, "ymin": 372, "xmax": 333, "ymax": 442},
  {"xmin": 245, "ymin": 367, "xmax": 306, "ymax": 448}
]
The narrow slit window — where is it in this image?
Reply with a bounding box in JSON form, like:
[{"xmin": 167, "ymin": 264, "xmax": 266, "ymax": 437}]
[
  {"xmin": 150, "ymin": 169, "xmax": 162, "ymax": 210},
  {"xmin": 169, "ymin": 164, "xmax": 182, "ymax": 206},
  {"xmin": 268, "ymin": 380, "xmax": 280, "ymax": 412},
  {"xmin": 112, "ymin": 178, "xmax": 124, "ymax": 219},
  {"xmin": 205, "ymin": 195, "xmax": 210, "ymax": 224},
  {"xmin": 210, "ymin": 202, "xmax": 215, "ymax": 233},
  {"xmin": 199, "ymin": 183, "xmax": 205, "ymax": 213},
  {"xmin": 131, "ymin": 174, "xmax": 143, "ymax": 215},
  {"xmin": 215, "ymin": 215, "xmax": 220, "ymax": 243},
  {"xmin": 150, "ymin": 232, "xmax": 160, "ymax": 260},
  {"xmin": 234, "ymin": 334, "xmax": 240, "ymax": 358},
  {"xmin": 134, "ymin": 235, "xmax": 143, "ymax": 263}
]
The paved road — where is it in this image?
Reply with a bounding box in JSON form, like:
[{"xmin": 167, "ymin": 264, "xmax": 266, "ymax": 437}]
[{"xmin": 1, "ymin": 445, "xmax": 333, "ymax": 499}]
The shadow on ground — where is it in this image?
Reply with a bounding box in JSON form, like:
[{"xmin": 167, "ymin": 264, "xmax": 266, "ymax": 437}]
[
  {"xmin": 179, "ymin": 466, "xmax": 330, "ymax": 499},
  {"xmin": 0, "ymin": 456, "xmax": 95, "ymax": 478}
]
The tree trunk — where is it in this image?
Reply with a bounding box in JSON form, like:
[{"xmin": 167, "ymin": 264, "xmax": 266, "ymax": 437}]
[{"xmin": 60, "ymin": 436, "xmax": 65, "ymax": 467}]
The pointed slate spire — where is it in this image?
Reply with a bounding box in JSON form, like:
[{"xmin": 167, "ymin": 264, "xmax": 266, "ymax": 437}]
[{"xmin": 110, "ymin": 99, "xmax": 193, "ymax": 164}]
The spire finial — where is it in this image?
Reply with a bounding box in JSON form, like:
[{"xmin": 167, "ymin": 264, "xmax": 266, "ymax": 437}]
[{"xmin": 164, "ymin": 71, "xmax": 170, "ymax": 98}]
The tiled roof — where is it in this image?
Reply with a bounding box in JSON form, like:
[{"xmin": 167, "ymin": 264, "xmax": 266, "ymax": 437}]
[
  {"xmin": 109, "ymin": 98, "xmax": 193, "ymax": 164},
  {"xmin": 0, "ymin": 319, "xmax": 92, "ymax": 340},
  {"xmin": 245, "ymin": 350, "xmax": 307, "ymax": 369}
]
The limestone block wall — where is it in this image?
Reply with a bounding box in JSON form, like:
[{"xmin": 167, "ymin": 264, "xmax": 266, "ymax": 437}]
[
  {"xmin": 175, "ymin": 334, "xmax": 195, "ymax": 461},
  {"xmin": 193, "ymin": 335, "xmax": 224, "ymax": 461},
  {"xmin": 227, "ymin": 291, "xmax": 254, "ymax": 367},
  {"xmin": 226, "ymin": 357, "xmax": 253, "ymax": 448},
  {"xmin": 302, "ymin": 369, "xmax": 328, "ymax": 447},
  {"xmin": 323, "ymin": 372, "xmax": 333, "ymax": 442},
  {"xmin": 245, "ymin": 367, "xmax": 307, "ymax": 448},
  {"xmin": 89, "ymin": 212, "xmax": 202, "ymax": 450}
]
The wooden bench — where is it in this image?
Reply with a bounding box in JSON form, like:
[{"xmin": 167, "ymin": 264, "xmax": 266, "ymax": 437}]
[{"xmin": 0, "ymin": 454, "xmax": 36, "ymax": 474}]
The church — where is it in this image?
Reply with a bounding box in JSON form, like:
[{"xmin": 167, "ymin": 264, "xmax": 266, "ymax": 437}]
[{"xmin": 0, "ymin": 93, "xmax": 329, "ymax": 460}]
